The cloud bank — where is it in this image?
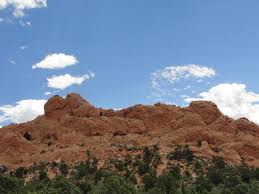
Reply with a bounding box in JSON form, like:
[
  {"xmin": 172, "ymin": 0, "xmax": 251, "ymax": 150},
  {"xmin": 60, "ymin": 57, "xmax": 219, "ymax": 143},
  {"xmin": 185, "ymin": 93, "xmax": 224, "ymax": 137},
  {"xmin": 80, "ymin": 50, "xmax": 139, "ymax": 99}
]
[
  {"xmin": 47, "ymin": 73, "xmax": 94, "ymax": 90},
  {"xmin": 32, "ymin": 53, "xmax": 78, "ymax": 70},
  {"xmin": 0, "ymin": 0, "xmax": 47, "ymax": 17},
  {"xmin": 185, "ymin": 83, "xmax": 259, "ymax": 124},
  {"xmin": 0, "ymin": 99, "xmax": 47, "ymax": 124}
]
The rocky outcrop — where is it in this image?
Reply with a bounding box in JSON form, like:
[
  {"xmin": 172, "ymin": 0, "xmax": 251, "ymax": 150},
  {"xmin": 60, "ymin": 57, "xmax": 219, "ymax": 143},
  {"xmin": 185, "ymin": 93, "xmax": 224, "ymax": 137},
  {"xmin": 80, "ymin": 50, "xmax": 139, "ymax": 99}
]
[{"xmin": 1, "ymin": 93, "xmax": 259, "ymax": 168}]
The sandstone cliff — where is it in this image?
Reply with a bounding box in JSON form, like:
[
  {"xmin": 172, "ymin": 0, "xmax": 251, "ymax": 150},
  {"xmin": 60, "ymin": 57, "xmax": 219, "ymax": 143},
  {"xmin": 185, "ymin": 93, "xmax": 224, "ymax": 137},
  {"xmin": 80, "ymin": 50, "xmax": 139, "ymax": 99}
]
[{"xmin": 1, "ymin": 93, "xmax": 259, "ymax": 168}]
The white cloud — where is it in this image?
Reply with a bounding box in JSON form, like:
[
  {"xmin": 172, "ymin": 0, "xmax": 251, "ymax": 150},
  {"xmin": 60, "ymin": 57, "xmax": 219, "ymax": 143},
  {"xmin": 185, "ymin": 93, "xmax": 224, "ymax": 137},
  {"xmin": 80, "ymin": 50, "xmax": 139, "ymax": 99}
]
[
  {"xmin": 184, "ymin": 85, "xmax": 191, "ymax": 90},
  {"xmin": 9, "ymin": 59, "xmax": 16, "ymax": 64},
  {"xmin": 184, "ymin": 83, "xmax": 259, "ymax": 124},
  {"xmin": 44, "ymin": 91, "xmax": 52, "ymax": 96},
  {"xmin": 0, "ymin": 17, "xmax": 4, "ymax": 22},
  {"xmin": 150, "ymin": 64, "xmax": 216, "ymax": 100},
  {"xmin": 47, "ymin": 73, "xmax": 94, "ymax": 90},
  {"xmin": 19, "ymin": 20, "xmax": 31, "ymax": 27},
  {"xmin": 19, "ymin": 45, "xmax": 28, "ymax": 50},
  {"xmin": 152, "ymin": 64, "xmax": 215, "ymax": 85},
  {"xmin": 0, "ymin": 0, "xmax": 47, "ymax": 17},
  {"xmin": 32, "ymin": 53, "xmax": 78, "ymax": 70},
  {"xmin": 0, "ymin": 99, "xmax": 47, "ymax": 124}
]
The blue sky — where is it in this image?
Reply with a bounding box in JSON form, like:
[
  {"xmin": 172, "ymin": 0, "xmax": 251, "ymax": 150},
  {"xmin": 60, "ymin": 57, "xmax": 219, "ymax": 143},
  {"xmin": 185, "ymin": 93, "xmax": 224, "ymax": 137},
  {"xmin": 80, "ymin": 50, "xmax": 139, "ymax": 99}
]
[{"xmin": 0, "ymin": 0, "xmax": 259, "ymax": 126}]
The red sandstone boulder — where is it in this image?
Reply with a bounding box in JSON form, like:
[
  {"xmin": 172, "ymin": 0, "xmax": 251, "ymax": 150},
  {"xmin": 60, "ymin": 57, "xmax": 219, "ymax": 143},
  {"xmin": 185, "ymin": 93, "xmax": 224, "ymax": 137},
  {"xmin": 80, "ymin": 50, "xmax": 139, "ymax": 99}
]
[{"xmin": 188, "ymin": 101, "xmax": 222, "ymax": 124}]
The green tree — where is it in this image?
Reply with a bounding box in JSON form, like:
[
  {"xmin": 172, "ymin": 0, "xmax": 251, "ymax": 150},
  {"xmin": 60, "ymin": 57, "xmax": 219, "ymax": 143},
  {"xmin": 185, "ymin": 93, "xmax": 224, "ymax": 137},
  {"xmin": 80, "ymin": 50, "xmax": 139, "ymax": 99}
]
[
  {"xmin": 143, "ymin": 175, "xmax": 157, "ymax": 191},
  {"xmin": 59, "ymin": 161, "xmax": 69, "ymax": 176},
  {"xmin": 0, "ymin": 174, "xmax": 23, "ymax": 194},
  {"xmin": 91, "ymin": 175, "xmax": 137, "ymax": 194}
]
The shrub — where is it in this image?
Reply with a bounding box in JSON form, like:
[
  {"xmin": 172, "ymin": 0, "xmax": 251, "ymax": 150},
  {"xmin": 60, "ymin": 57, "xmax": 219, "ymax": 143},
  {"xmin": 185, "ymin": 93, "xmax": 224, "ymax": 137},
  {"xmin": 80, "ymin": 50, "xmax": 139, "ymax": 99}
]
[
  {"xmin": 143, "ymin": 175, "xmax": 157, "ymax": 191},
  {"xmin": 167, "ymin": 145, "xmax": 194, "ymax": 162},
  {"xmin": 207, "ymin": 167, "xmax": 223, "ymax": 185},
  {"xmin": 157, "ymin": 172, "xmax": 180, "ymax": 194},
  {"xmin": 114, "ymin": 160, "xmax": 125, "ymax": 171},
  {"xmin": 239, "ymin": 163, "xmax": 252, "ymax": 183},
  {"xmin": 95, "ymin": 169, "xmax": 110, "ymax": 183},
  {"xmin": 39, "ymin": 170, "xmax": 48, "ymax": 181},
  {"xmin": 194, "ymin": 160, "xmax": 203, "ymax": 174},
  {"xmin": 212, "ymin": 156, "xmax": 225, "ymax": 169},
  {"xmin": 253, "ymin": 168, "xmax": 259, "ymax": 180},
  {"xmin": 194, "ymin": 176, "xmax": 213, "ymax": 193},
  {"xmin": 77, "ymin": 180, "xmax": 93, "ymax": 194},
  {"xmin": 76, "ymin": 162, "xmax": 90, "ymax": 178},
  {"xmin": 232, "ymin": 183, "xmax": 249, "ymax": 194},
  {"xmin": 59, "ymin": 161, "xmax": 69, "ymax": 176},
  {"xmin": 138, "ymin": 162, "xmax": 150, "ymax": 175},
  {"xmin": 92, "ymin": 175, "xmax": 137, "ymax": 194},
  {"xmin": 29, "ymin": 176, "xmax": 81, "ymax": 194},
  {"xmin": 182, "ymin": 145, "xmax": 194, "ymax": 162},
  {"xmin": 15, "ymin": 167, "xmax": 26, "ymax": 178},
  {"xmin": 143, "ymin": 147, "xmax": 153, "ymax": 164},
  {"xmin": 0, "ymin": 174, "xmax": 23, "ymax": 194}
]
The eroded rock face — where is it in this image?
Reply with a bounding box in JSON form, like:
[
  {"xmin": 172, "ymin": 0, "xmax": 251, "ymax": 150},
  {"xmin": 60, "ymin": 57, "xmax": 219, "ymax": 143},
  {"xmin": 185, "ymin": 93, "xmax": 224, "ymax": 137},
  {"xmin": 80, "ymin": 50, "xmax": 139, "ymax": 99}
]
[
  {"xmin": 1, "ymin": 93, "xmax": 259, "ymax": 169},
  {"xmin": 188, "ymin": 101, "xmax": 222, "ymax": 124},
  {"xmin": 44, "ymin": 93, "xmax": 100, "ymax": 119}
]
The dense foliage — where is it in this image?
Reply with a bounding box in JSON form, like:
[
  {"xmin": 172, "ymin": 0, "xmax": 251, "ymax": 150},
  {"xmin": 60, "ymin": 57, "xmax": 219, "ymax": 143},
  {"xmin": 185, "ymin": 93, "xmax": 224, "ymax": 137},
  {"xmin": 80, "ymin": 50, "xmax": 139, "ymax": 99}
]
[{"xmin": 1, "ymin": 146, "xmax": 259, "ymax": 194}]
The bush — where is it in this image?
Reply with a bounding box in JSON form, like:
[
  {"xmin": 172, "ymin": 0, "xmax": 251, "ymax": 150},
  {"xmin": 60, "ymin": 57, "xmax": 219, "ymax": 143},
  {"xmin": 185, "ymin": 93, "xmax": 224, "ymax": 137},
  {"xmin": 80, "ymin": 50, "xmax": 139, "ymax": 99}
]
[
  {"xmin": 15, "ymin": 167, "xmax": 26, "ymax": 178},
  {"xmin": 92, "ymin": 175, "xmax": 137, "ymax": 194},
  {"xmin": 167, "ymin": 145, "xmax": 194, "ymax": 162},
  {"xmin": 143, "ymin": 175, "xmax": 157, "ymax": 191},
  {"xmin": 194, "ymin": 176, "xmax": 213, "ymax": 193},
  {"xmin": 95, "ymin": 169, "xmax": 110, "ymax": 183},
  {"xmin": 26, "ymin": 176, "xmax": 81, "ymax": 194},
  {"xmin": 182, "ymin": 145, "xmax": 194, "ymax": 162},
  {"xmin": 212, "ymin": 156, "xmax": 225, "ymax": 169},
  {"xmin": 77, "ymin": 180, "xmax": 92, "ymax": 194},
  {"xmin": 114, "ymin": 160, "xmax": 125, "ymax": 171},
  {"xmin": 239, "ymin": 164, "xmax": 252, "ymax": 183},
  {"xmin": 157, "ymin": 172, "xmax": 180, "ymax": 194},
  {"xmin": 207, "ymin": 167, "xmax": 223, "ymax": 185},
  {"xmin": 138, "ymin": 162, "xmax": 150, "ymax": 175},
  {"xmin": 59, "ymin": 161, "xmax": 69, "ymax": 176},
  {"xmin": 143, "ymin": 147, "xmax": 153, "ymax": 164},
  {"xmin": 76, "ymin": 162, "xmax": 90, "ymax": 178},
  {"xmin": 232, "ymin": 183, "xmax": 249, "ymax": 194},
  {"xmin": 0, "ymin": 174, "xmax": 23, "ymax": 194},
  {"xmin": 253, "ymin": 168, "xmax": 259, "ymax": 180}
]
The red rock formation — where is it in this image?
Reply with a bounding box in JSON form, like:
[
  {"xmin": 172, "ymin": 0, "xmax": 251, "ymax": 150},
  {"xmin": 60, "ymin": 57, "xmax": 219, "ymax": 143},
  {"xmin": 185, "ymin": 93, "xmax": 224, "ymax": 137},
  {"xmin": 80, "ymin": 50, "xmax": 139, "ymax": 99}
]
[{"xmin": 1, "ymin": 93, "xmax": 259, "ymax": 168}]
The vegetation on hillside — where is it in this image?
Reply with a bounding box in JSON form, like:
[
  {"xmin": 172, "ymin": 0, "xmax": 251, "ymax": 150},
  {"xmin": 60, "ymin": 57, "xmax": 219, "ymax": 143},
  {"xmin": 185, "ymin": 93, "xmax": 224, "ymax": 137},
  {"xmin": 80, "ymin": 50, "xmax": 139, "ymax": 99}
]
[{"xmin": 1, "ymin": 145, "xmax": 259, "ymax": 194}]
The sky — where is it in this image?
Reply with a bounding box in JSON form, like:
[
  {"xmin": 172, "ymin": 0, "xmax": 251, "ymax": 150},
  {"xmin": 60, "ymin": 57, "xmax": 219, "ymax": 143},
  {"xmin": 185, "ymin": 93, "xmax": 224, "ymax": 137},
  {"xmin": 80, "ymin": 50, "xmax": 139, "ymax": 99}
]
[{"xmin": 0, "ymin": 0, "xmax": 259, "ymax": 126}]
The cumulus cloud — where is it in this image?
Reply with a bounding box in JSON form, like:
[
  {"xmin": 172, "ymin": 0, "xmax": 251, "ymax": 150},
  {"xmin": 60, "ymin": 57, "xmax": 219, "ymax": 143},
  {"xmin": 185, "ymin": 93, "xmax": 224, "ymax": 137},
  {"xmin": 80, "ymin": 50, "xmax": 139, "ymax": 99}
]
[
  {"xmin": 0, "ymin": 99, "xmax": 47, "ymax": 124},
  {"xmin": 32, "ymin": 53, "xmax": 78, "ymax": 70},
  {"xmin": 184, "ymin": 83, "xmax": 259, "ymax": 124},
  {"xmin": 150, "ymin": 64, "xmax": 216, "ymax": 100},
  {"xmin": 47, "ymin": 73, "xmax": 94, "ymax": 90},
  {"xmin": 0, "ymin": 0, "xmax": 47, "ymax": 17}
]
